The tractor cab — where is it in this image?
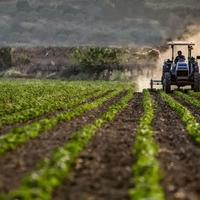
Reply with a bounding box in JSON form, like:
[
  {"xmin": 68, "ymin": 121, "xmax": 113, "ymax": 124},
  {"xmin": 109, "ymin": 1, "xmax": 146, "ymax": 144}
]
[{"xmin": 151, "ymin": 41, "xmax": 200, "ymax": 93}]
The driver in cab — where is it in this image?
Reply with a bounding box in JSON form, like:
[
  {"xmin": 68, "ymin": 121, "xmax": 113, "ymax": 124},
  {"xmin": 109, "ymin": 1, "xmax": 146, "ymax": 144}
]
[{"xmin": 175, "ymin": 50, "xmax": 185, "ymax": 64}]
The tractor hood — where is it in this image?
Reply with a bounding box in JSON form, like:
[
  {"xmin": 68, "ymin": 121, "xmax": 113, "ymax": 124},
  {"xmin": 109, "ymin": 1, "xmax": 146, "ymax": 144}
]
[
  {"xmin": 176, "ymin": 62, "xmax": 189, "ymax": 79},
  {"xmin": 176, "ymin": 62, "xmax": 189, "ymax": 70}
]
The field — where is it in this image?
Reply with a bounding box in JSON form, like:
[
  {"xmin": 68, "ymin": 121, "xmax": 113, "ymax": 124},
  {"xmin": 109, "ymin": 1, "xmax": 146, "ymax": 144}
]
[{"xmin": 0, "ymin": 79, "xmax": 200, "ymax": 200}]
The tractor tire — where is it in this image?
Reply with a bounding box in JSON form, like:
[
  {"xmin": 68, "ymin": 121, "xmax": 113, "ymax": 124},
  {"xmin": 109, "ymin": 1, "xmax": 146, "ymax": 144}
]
[
  {"xmin": 163, "ymin": 72, "xmax": 171, "ymax": 93},
  {"xmin": 193, "ymin": 72, "xmax": 200, "ymax": 92}
]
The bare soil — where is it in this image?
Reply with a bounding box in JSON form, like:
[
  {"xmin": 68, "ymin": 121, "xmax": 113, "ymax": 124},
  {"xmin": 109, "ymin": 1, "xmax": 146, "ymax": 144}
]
[
  {"xmin": 152, "ymin": 92, "xmax": 200, "ymax": 200},
  {"xmin": 53, "ymin": 93, "xmax": 143, "ymax": 200}
]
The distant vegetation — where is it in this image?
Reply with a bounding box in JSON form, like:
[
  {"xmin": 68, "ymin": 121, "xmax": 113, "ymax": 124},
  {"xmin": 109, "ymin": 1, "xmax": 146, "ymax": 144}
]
[
  {"xmin": 0, "ymin": 48, "xmax": 12, "ymax": 71},
  {"xmin": 72, "ymin": 47, "xmax": 123, "ymax": 80},
  {"xmin": 0, "ymin": 47, "xmax": 159, "ymax": 80},
  {"xmin": 73, "ymin": 47, "xmax": 122, "ymax": 72},
  {"xmin": 15, "ymin": 54, "xmax": 31, "ymax": 65}
]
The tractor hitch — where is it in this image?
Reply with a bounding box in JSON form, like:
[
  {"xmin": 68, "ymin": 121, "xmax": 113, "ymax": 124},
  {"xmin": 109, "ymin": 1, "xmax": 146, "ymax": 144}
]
[{"xmin": 150, "ymin": 79, "xmax": 162, "ymax": 90}]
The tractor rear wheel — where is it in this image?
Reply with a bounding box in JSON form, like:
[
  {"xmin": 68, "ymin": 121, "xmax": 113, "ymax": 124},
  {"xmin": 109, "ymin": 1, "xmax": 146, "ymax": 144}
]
[
  {"xmin": 193, "ymin": 72, "xmax": 200, "ymax": 92},
  {"xmin": 163, "ymin": 72, "xmax": 171, "ymax": 93}
]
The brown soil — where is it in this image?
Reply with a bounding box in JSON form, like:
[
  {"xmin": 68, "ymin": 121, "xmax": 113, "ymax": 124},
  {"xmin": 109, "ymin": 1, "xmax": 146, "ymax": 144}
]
[
  {"xmin": 0, "ymin": 91, "xmax": 125, "ymax": 194},
  {"xmin": 53, "ymin": 93, "xmax": 143, "ymax": 200},
  {"xmin": 152, "ymin": 92, "xmax": 200, "ymax": 200}
]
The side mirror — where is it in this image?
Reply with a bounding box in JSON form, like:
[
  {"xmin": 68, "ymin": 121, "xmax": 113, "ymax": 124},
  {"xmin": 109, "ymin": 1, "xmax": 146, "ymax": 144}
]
[{"xmin": 196, "ymin": 56, "xmax": 200, "ymax": 59}]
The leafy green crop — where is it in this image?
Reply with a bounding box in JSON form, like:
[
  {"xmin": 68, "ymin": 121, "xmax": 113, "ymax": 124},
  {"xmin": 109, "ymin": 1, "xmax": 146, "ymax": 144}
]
[
  {"xmin": 175, "ymin": 91, "xmax": 200, "ymax": 108},
  {"xmin": 0, "ymin": 89, "xmax": 106, "ymax": 128},
  {"xmin": 0, "ymin": 80, "xmax": 130, "ymax": 127},
  {"xmin": 188, "ymin": 91, "xmax": 200, "ymax": 98},
  {"xmin": 1, "ymin": 88, "xmax": 134, "ymax": 200},
  {"xmin": 0, "ymin": 88, "xmax": 125, "ymax": 156},
  {"xmin": 129, "ymin": 90, "xmax": 165, "ymax": 200},
  {"xmin": 160, "ymin": 91, "xmax": 200, "ymax": 144},
  {"xmin": 0, "ymin": 80, "xmax": 111, "ymax": 117}
]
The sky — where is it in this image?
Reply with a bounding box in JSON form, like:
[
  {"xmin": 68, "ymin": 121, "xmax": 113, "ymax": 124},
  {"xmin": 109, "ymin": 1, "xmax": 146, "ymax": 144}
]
[{"xmin": 0, "ymin": 0, "xmax": 200, "ymax": 47}]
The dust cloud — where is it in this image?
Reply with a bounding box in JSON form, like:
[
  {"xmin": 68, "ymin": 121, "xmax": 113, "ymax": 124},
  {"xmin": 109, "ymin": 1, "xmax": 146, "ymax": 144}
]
[{"xmin": 135, "ymin": 25, "xmax": 200, "ymax": 92}]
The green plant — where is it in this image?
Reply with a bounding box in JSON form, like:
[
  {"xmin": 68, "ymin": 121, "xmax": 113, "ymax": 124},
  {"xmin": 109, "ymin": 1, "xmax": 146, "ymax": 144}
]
[
  {"xmin": 188, "ymin": 90, "xmax": 200, "ymax": 98},
  {"xmin": 0, "ymin": 88, "xmax": 124, "ymax": 155},
  {"xmin": 2, "ymin": 88, "xmax": 134, "ymax": 200},
  {"xmin": 0, "ymin": 88, "xmax": 104, "ymax": 127},
  {"xmin": 0, "ymin": 80, "xmax": 125, "ymax": 117},
  {"xmin": 175, "ymin": 91, "xmax": 200, "ymax": 108},
  {"xmin": 129, "ymin": 90, "xmax": 164, "ymax": 200},
  {"xmin": 160, "ymin": 91, "xmax": 200, "ymax": 144}
]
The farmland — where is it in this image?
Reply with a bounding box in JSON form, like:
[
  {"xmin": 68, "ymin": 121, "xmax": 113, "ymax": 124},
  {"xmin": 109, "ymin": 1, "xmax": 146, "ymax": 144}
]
[{"xmin": 0, "ymin": 79, "xmax": 200, "ymax": 200}]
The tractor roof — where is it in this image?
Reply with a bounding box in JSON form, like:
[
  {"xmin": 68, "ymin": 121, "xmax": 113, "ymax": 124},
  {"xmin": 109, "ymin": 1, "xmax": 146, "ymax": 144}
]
[{"xmin": 168, "ymin": 41, "xmax": 195, "ymax": 46}]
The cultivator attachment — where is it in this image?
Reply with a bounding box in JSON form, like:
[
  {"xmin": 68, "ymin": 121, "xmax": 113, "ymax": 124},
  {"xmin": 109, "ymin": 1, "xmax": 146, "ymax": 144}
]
[{"xmin": 150, "ymin": 79, "xmax": 162, "ymax": 90}]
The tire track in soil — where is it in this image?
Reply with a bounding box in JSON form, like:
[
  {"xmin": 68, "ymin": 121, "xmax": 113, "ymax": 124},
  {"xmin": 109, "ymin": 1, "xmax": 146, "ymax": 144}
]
[
  {"xmin": 172, "ymin": 94, "xmax": 200, "ymax": 123},
  {"xmin": 53, "ymin": 93, "xmax": 143, "ymax": 200},
  {"xmin": 0, "ymin": 91, "xmax": 126, "ymax": 194},
  {"xmin": 152, "ymin": 92, "xmax": 200, "ymax": 200},
  {"xmin": 0, "ymin": 90, "xmax": 113, "ymax": 136}
]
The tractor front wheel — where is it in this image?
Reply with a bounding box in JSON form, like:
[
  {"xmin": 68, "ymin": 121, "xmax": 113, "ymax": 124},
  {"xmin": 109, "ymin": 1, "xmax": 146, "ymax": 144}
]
[
  {"xmin": 163, "ymin": 72, "xmax": 171, "ymax": 93},
  {"xmin": 193, "ymin": 72, "xmax": 200, "ymax": 92}
]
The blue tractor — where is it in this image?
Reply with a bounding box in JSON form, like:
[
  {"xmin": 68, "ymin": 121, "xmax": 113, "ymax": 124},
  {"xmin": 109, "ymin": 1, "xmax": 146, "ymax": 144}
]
[{"xmin": 151, "ymin": 41, "xmax": 200, "ymax": 93}]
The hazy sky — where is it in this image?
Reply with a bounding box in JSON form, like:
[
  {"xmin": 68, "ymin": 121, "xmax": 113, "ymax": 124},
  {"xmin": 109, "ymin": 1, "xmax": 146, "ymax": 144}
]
[{"xmin": 0, "ymin": 0, "xmax": 200, "ymax": 47}]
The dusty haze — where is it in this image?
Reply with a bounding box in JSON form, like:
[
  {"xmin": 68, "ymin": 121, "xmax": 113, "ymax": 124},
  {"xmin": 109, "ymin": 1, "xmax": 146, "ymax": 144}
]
[
  {"xmin": 1, "ymin": 0, "xmax": 200, "ymax": 91},
  {"xmin": 136, "ymin": 25, "xmax": 200, "ymax": 91}
]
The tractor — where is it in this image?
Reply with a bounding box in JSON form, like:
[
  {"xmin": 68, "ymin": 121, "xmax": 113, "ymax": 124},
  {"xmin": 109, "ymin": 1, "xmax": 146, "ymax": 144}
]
[{"xmin": 150, "ymin": 41, "xmax": 200, "ymax": 93}]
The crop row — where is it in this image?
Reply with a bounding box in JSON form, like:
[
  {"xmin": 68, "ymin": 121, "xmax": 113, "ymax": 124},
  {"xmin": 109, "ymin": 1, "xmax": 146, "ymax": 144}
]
[
  {"xmin": 0, "ymin": 82, "xmax": 73, "ymax": 115},
  {"xmin": 174, "ymin": 91, "xmax": 200, "ymax": 108},
  {"xmin": 188, "ymin": 90, "xmax": 200, "ymax": 98},
  {"xmin": 0, "ymin": 80, "xmax": 129, "ymax": 128},
  {"xmin": 0, "ymin": 87, "xmax": 125, "ymax": 156},
  {"xmin": 0, "ymin": 80, "xmax": 94, "ymax": 104},
  {"xmin": 160, "ymin": 91, "xmax": 200, "ymax": 144},
  {"xmin": 129, "ymin": 90, "xmax": 164, "ymax": 200},
  {"xmin": 1, "ymin": 88, "xmax": 134, "ymax": 199},
  {"xmin": 0, "ymin": 81, "xmax": 115, "ymax": 116},
  {"xmin": 0, "ymin": 88, "xmax": 95, "ymax": 117},
  {"xmin": 0, "ymin": 88, "xmax": 107, "ymax": 129}
]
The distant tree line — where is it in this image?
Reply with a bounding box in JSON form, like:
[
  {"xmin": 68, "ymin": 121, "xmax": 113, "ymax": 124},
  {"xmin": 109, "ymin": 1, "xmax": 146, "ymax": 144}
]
[
  {"xmin": 0, "ymin": 48, "xmax": 12, "ymax": 71},
  {"xmin": 73, "ymin": 47, "xmax": 122, "ymax": 71}
]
